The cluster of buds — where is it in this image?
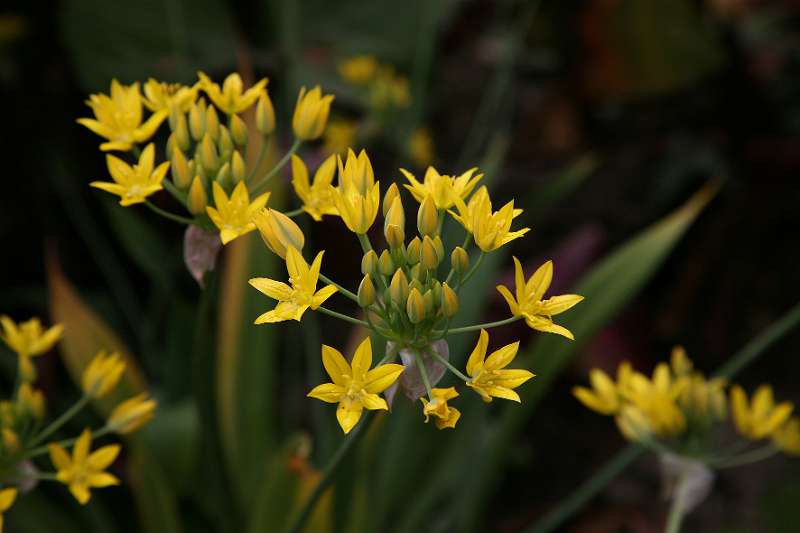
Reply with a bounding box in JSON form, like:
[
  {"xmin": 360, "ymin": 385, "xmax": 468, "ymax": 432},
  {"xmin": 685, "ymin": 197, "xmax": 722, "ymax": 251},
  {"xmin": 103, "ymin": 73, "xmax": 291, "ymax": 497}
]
[
  {"xmin": 0, "ymin": 316, "xmax": 156, "ymax": 513},
  {"xmin": 337, "ymin": 54, "xmax": 410, "ymax": 112}
]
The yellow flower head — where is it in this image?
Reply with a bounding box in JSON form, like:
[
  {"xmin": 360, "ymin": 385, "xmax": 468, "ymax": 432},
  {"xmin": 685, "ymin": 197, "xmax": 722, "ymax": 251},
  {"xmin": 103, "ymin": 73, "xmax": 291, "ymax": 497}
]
[
  {"xmin": 730, "ymin": 384, "xmax": 793, "ymax": 440},
  {"xmin": 0, "ymin": 487, "xmax": 17, "ymax": 532},
  {"xmin": 291, "ymin": 154, "xmax": 339, "ymax": 221},
  {"xmin": 331, "ymin": 149, "xmax": 381, "ymax": 234},
  {"xmin": 293, "ymin": 86, "xmax": 334, "ymax": 141},
  {"xmin": 307, "ymin": 337, "xmax": 404, "ymax": 434},
  {"xmin": 108, "ymin": 393, "xmax": 157, "ymax": 434},
  {"xmin": 81, "ymin": 351, "xmax": 125, "ymax": 399},
  {"xmin": 0, "ymin": 316, "xmax": 63, "ymax": 358},
  {"xmin": 197, "ymin": 71, "xmax": 267, "ymax": 115},
  {"xmin": 253, "ymin": 208, "xmax": 306, "ymax": 259},
  {"xmin": 142, "ymin": 78, "xmax": 198, "ymax": 113},
  {"xmin": 77, "ymin": 80, "xmax": 167, "ymax": 152},
  {"xmin": 17, "ymin": 383, "xmax": 45, "ymax": 420},
  {"xmin": 678, "ymin": 373, "xmax": 727, "ymax": 422},
  {"xmin": 401, "ymin": 166, "xmax": 482, "ymax": 210},
  {"xmin": 773, "ymin": 418, "xmax": 800, "ymax": 456},
  {"xmin": 420, "ymin": 387, "xmax": 461, "ymax": 429},
  {"xmin": 465, "ymin": 329, "xmax": 534, "ymax": 403},
  {"xmin": 49, "ymin": 428, "xmax": 120, "ymax": 505},
  {"xmin": 90, "ymin": 143, "xmax": 170, "ymax": 206},
  {"xmin": 621, "ymin": 364, "xmax": 687, "ymax": 437},
  {"xmin": 496, "ymin": 258, "xmax": 583, "ymax": 340},
  {"xmin": 322, "ymin": 118, "xmax": 359, "ymax": 156},
  {"xmin": 450, "ymin": 186, "xmax": 529, "ymax": 252},
  {"xmin": 249, "ymin": 246, "xmax": 337, "ymax": 323},
  {"xmin": 206, "ymin": 181, "xmax": 271, "ymax": 245},
  {"xmin": 573, "ymin": 368, "xmax": 623, "ymax": 415},
  {"xmin": 338, "ymin": 55, "xmax": 379, "ymax": 85}
]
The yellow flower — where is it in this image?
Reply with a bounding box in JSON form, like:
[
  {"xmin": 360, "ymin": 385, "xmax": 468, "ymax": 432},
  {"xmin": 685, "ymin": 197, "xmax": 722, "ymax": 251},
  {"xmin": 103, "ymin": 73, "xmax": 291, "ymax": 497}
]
[
  {"xmin": 90, "ymin": 143, "xmax": 169, "ymax": 206},
  {"xmin": 465, "ymin": 329, "xmax": 534, "ymax": 402},
  {"xmin": 197, "ymin": 71, "xmax": 267, "ymax": 115},
  {"xmin": 573, "ymin": 367, "xmax": 623, "ymax": 415},
  {"xmin": 338, "ymin": 55, "xmax": 379, "ymax": 85},
  {"xmin": 331, "ymin": 150, "xmax": 381, "ymax": 234},
  {"xmin": 678, "ymin": 373, "xmax": 727, "ymax": 422},
  {"xmin": 615, "ymin": 404, "xmax": 653, "ymax": 442},
  {"xmin": 322, "ymin": 118, "xmax": 359, "ymax": 156},
  {"xmin": 450, "ymin": 186, "xmax": 529, "ymax": 252},
  {"xmin": 253, "ymin": 208, "xmax": 306, "ymax": 259},
  {"xmin": 206, "ymin": 182, "xmax": 271, "ymax": 245},
  {"xmin": 670, "ymin": 345, "xmax": 693, "ymax": 376},
  {"xmin": 2, "ymin": 429, "xmax": 19, "ymax": 454},
  {"xmin": 420, "ymin": 387, "xmax": 461, "ymax": 429},
  {"xmin": 18, "ymin": 383, "xmax": 45, "ymax": 419},
  {"xmin": 0, "ymin": 315, "xmax": 63, "ymax": 382},
  {"xmin": 773, "ymin": 418, "xmax": 800, "ymax": 455},
  {"xmin": 368, "ymin": 67, "xmax": 410, "ymax": 110},
  {"xmin": 293, "ymin": 86, "xmax": 334, "ymax": 141},
  {"xmin": 249, "ymin": 246, "xmax": 337, "ymax": 323},
  {"xmin": 408, "ymin": 128, "xmax": 434, "ymax": 168},
  {"xmin": 730, "ymin": 384, "xmax": 793, "ymax": 440},
  {"xmin": 307, "ymin": 337, "xmax": 404, "ymax": 434},
  {"xmin": 82, "ymin": 351, "xmax": 125, "ymax": 399},
  {"xmin": 77, "ymin": 80, "xmax": 167, "ymax": 152},
  {"xmin": 291, "ymin": 154, "xmax": 338, "ymax": 221},
  {"xmin": 108, "ymin": 394, "xmax": 157, "ymax": 434},
  {"xmin": 401, "ymin": 166, "xmax": 482, "ymax": 210},
  {"xmin": 622, "ymin": 364, "xmax": 687, "ymax": 437},
  {"xmin": 496, "ymin": 258, "xmax": 583, "ymax": 340},
  {"xmin": 49, "ymin": 428, "xmax": 120, "ymax": 505},
  {"xmin": 0, "ymin": 487, "xmax": 17, "ymax": 532},
  {"xmin": 141, "ymin": 78, "xmax": 198, "ymax": 113}
]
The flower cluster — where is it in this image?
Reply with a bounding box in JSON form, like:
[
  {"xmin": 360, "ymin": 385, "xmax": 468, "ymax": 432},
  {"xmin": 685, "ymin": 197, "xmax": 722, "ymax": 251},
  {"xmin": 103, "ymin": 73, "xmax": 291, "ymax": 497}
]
[{"xmin": 0, "ymin": 316, "xmax": 156, "ymax": 514}]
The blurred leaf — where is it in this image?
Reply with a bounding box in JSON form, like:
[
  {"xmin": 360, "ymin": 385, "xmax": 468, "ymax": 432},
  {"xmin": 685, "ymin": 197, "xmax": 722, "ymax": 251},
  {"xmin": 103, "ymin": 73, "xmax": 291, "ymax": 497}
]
[
  {"xmin": 7, "ymin": 490, "xmax": 86, "ymax": 533},
  {"xmin": 129, "ymin": 443, "xmax": 184, "ymax": 533},
  {"xmin": 139, "ymin": 400, "xmax": 198, "ymax": 495}
]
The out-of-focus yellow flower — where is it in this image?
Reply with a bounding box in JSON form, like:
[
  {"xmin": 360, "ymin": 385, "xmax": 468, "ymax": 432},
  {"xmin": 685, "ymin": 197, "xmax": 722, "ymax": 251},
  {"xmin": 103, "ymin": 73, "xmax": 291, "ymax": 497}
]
[
  {"xmin": 679, "ymin": 373, "xmax": 727, "ymax": 422},
  {"xmin": 90, "ymin": 143, "xmax": 169, "ymax": 206},
  {"xmin": 254, "ymin": 208, "xmax": 306, "ymax": 259},
  {"xmin": 49, "ymin": 428, "xmax": 120, "ymax": 505},
  {"xmin": 291, "ymin": 154, "xmax": 338, "ymax": 221},
  {"xmin": 322, "ymin": 118, "xmax": 359, "ymax": 156},
  {"xmin": 77, "ymin": 80, "xmax": 167, "ymax": 152},
  {"xmin": 197, "ymin": 71, "xmax": 267, "ymax": 115},
  {"xmin": 368, "ymin": 67, "xmax": 410, "ymax": 110},
  {"xmin": 623, "ymin": 364, "xmax": 687, "ymax": 437},
  {"xmin": 249, "ymin": 246, "xmax": 337, "ymax": 323},
  {"xmin": 450, "ymin": 187, "xmax": 529, "ymax": 252},
  {"xmin": 731, "ymin": 384, "xmax": 793, "ymax": 440},
  {"xmin": 1, "ymin": 316, "xmax": 63, "ymax": 382},
  {"xmin": 338, "ymin": 55, "xmax": 379, "ymax": 85},
  {"xmin": 401, "ymin": 166, "xmax": 482, "ymax": 210},
  {"xmin": 465, "ymin": 329, "xmax": 534, "ymax": 402},
  {"xmin": 573, "ymin": 368, "xmax": 622, "ymax": 415},
  {"xmin": 142, "ymin": 79, "xmax": 197, "ymax": 113},
  {"xmin": 108, "ymin": 394, "xmax": 157, "ymax": 434},
  {"xmin": 773, "ymin": 418, "xmax": 800, "ymax": 455},
  {"xmin": 496, "ymin": 258, "xmax": 583, "ymax": 340},
  {"xmin": 81, "ymin": 351, "xmax": 125, "ymax": 399},
  {"xmin": 206, "ymin": 182, "xmax": 270, "ymax": 245},
  {"xmin": 2, "ymin": 429, "xmax": 19, "ymax": 454},
  {"xmin": 421, "ymin": 387, "xmax": 461, "ymax": 429},
  {"xmin": 615, "ymin": 404, "xmax": 653, "ymax": 442},
  {"xmin": 331, "ymin": 149, "xmax": 380, "ymax": 234},
  {"xmin": 307, "ymin": 337, "xmax": 404, "ymax": 434},
  {"xmin": 293, "ymin": 86, "xmax": 334, "ymax": 141},
  {"xmin": 0, "ymin": 487, "xmax": 17, "ymax": 532},
  {"xmin": 18, "ymin": 383, "xmax": 45, "ymax": 419},
  {"xmin": 670, "ymin": 345, "xmax": 693, "ymax": 377},
  {"xmin": 408, "ymin": 128, "xmax": 434, "ymax": 168}
]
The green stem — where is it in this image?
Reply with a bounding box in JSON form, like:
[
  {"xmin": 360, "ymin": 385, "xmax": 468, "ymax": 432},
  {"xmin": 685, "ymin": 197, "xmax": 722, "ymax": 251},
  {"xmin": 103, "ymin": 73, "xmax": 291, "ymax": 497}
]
[
  {"xmin": 246, "ymin": 134, "xmax": 273, "ymax": 182},
  {"xmin": 250, "ymin": 139, "xmax": 301, "ymax": 196},
  {"xmin": 144, "ymin": 201, "xmax": 195, "ymax": 225},
  {"xmin": 30, "ymin": 395, "xmax": 90, "ymax": 447},
  {"xmin": 445, "ymin": 234, "xmax": 473, "ymax": 285},
  {"xmin": 665, "ymin": 470, "xmax": 688, "ymax": 533},
  {"xmin": 427, "ymin": 348, "xmax": 469, "ymax": 382},
  {"xmin": 317, "ymin": 307, "xmax": 369, "ymax": 327},
  {"xmin": 356, "ymin": 233, "xmax": 374, "ymax": 255},
  {"xmin": 414, "ymin": 351, "xmax": 433, "ymax": 397},
  {"xmin": 712, "ymin": 444, "xmax": 779, "ymax": 469},
  {"xmin": 319, "ymin": 274, "xmax": 359, "ymax": 303},
  {"xmin": 284, "ymin": 207, "xmax": 305, "ymax": 217},
  {"xmin": 458, "ymin": 251, "xmax": 484, "ymax": 287},
  {"xmin": 445, "ymin": 315, "xmax": 521, "ymax": 335},
  {"xmin": 23, "ymin": 426, "xmax": 112, "ymax": 459}
]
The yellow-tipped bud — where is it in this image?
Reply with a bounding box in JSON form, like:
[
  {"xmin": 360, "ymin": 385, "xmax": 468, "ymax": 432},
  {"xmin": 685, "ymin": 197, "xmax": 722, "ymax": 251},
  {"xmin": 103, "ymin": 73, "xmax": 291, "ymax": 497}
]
[
  {"xmin": 385, "ymin": 225, "xmax": 404, "ymax": 250},
  {"xmin": 217, "ymin": 125, "xmax": 234, "ymax": 157},
  {"xmin": 205, "ymin": 105, "xmax": 220, "ymax": 140},
  {"xmin": 409, "ymin": 278, "xmax": 424, "ymax": 294},
  {"xmin": 407, "ymin": 236, "xmax": 421, "ymax": 265},
  {"xmin": 231, "ymin": 150, "xmax": 246, "ymax": 183},
  {"xmin": 82, "ymin": 351, "xmax": 125, "ymax": 399},
  {"xmin": 361, "ymin": 250, "xmax": 379, "ymax": 276},
  {"xmin": 18, "ymin": 383, "xmax": 45, "ymax": 420},
  {"xmin": 417, "ymin": 195, "xmax": 439, "ymax": 237},
  {"xmin": 423, "ymin": 289, "xmax": 435, "ymax": 316},
  {"xmin": 168, "ymin": 104, "xmax": 181, "ymax": 131},
  {"xmin": 389, "ymin": 269, "xmax": 410, "ymax": 305},
  {"xmin": 108, "ymin": 393, "xmax": 157, "ymax": 434},
  {"xmin": 174, "ymin": 113, "xmax": 191, "ymax": 151},
  {"xmin": 378, "ymin": 250, "xmax": 395, "ymax": 277},
  {"xmin": 406, "ymin": 288, "xmax": 426, "ymax": 324},
  {"xmin": 230, "ymin": 114, "xmax": 249, "ymax": 146},
  {"xmin": 420, "ymin": 235, "xmax": 440, "ymax": 271},
  {"xmin": 189, "ymin": 102, "xmax": 205, "ymax": 140},
  {"xmin": 441, "ymin": 283, "xmax": 459, "ymax": 318},
  {"xmin": 432, "ymin": 235, "xmax": 445, "ymax": 261},
  {"xmin": 431, "ymin": 280, "xmax": 442, "ymax": 303},
  {"xmin": 215, "ymin": 162, "xmax": 231, "ymax": 187},
  {"xmin": 200, "ymin": 133, "xmax": 218, "ymax": 172},
  {"xmin": 253, "ymin": 208, "xmax": 306, "ymax": 259},
  {"xmin": 358, "ymin": 274, "xmax": 376, "ymax": 307},
  {"xmin": 256, "ymin": 90, "xmax": 276, "ymax": 135},
  {"xmin": 384, "ymin": 196, "xmax": 406, "ymax": 247},
  {"xmin": 171, "ymin": 147, "xmax": 192, "ymax": 189},
  {"xmin": 383, "ymin": 183, "xmax": 401, "ymax": 217},
  {"xmin": 293, "ymin": 86, "xmax": 334, "ymax": 140},
  {"xmin": 188, "ymin": 176, "xmax": 207, "ymax": 215},
  {"xmin": 451, "ymin": 246, "xmax": 469, "ymax": 275}
]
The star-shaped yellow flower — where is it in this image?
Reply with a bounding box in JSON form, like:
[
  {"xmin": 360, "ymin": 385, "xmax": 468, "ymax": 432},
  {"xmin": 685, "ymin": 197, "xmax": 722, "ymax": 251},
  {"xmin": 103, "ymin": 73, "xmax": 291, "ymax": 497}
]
[
  {"xmin": 49, "ymin": 428, "xmax": 121, "ymax": 505},
  {"xmin": 331, "ymin": 149, "xmax": 380, "ymax": 234},
  {"xmin": 572, "ymin": 364, "xmax": 630, "ymax": 416},
  {"xmin": 621, "ymin": 363, "xmax": 687, "ymax": 437},
  {"xmin": 465, "ymin": 329, "xmax": 534, "ymax": 402},
  {"xmin": 77, "ymin": 80, "xmax": 167, "ymax": 152},
  {"xmin": 197, "ymin": 71, "xmax": 267, "ymax": 115},
  {"xmin": 291, "ymin": 154, "xmax": 338, "ymax": 221},
  {"xmin": 307, "ymin": 337, "xmax": 404, "ymax": 434},
  {"xmin": 249, "ymin": 246, "xmax": 337, "ymax": 323},
  {"xmin": 0, "ymin": 487, "xmax": 17, "ymax": 532},
  {"xmin": 400, "ymin": 166, "xmax": 482, "ymax": 209},
  {"xmin": 731, "ymin": 384, "xmax": 794, "ymax": 440},
  {"xmin": 206, "ymin": 181, "xmax": 271, "ymax": 245},
  {"xmin": 496, "ymin": 258, "xmax": 583, "ymax": 340},
  {"xmin": 0, "ymin": 315, "xmax": 63, "ymax": 382},
  {"xmin": 774, "ymin": 417, "xmax": 800, "ymax": 455},
  {"xmin": 90, "ymin": 143, "xmax": 169, "ymax": 206},
  {"xmin": 142, "ymin": 78, "xmax": 198, "ymax": 113},
  {"xmin": 450, "ymin": 186, "xmax": 529, "ymax": 252},
  {"xmin": 421, "ymin": 387, "xmax": 461, "ymax": 429}
]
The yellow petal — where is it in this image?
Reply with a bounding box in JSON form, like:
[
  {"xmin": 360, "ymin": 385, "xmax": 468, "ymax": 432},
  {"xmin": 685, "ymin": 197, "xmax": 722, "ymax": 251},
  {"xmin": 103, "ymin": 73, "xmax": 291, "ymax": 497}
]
[
  {"xmin": 307, "ymin": 383, "xmax": 345, "ymax": 403},
  {"xmin": 484, "ymin": 341, "xmax": 520, "ymax": 371},
  {"xmin": 87, "ymin": 444, "xmax": 121, "ymax": 470},
  {"xmin": 336, "ymin": 400, "xmax": 363, "ymax": 434},
  {"xmin": 321, "ymin": 345, "xmax": 351, "ymax": 386},
  {"xmin": 350, "ymin": 337, "xmax": 373, "ymax": 380},
  {"xmin": 363, "ymin": 363, "xmax": 405, "ymax": 394},
  {"xmin": 466, "ymin": 329, "xmax": 489, "ymax": 378}
]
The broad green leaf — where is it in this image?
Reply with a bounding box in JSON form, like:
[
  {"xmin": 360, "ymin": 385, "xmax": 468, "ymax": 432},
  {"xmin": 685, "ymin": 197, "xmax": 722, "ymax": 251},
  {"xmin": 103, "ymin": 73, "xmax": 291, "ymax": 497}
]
[{"xmin": 129, "ymin": 443, "xmax": 184, "ymax": 533}]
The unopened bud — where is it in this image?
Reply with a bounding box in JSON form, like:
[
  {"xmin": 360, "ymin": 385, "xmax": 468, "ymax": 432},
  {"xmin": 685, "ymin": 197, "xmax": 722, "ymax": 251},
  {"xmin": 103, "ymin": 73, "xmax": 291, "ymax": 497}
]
[
  {"xmin": 253, "ymin": 208, "xmax": 306, "ymax": 259},
  {"xmin": 389, "ymin": 269, "xmax": 409, "ymax": 304},
  {"xmin": 175, "ymin": 113, "xmax": 191, "ymax": 151},
  {"xmin": 423, "ymin": 289, "xmax": 435, "ymax": 316},
  {"xmin": 231, "ymin": 151, "xmax": 246, "ymax": 183},
  {"xmin": 215, "ymin": 162, "xmax": 231, "ymax": 187},
  {"xmin": 256, "ymin": 90, "xmax": 276, "ymax": 135},
  {"xmin": 383, "ymin": 183, "xmax": 400, "ymax": 217},
  {"xmin": 441, "ymin": 283, "xmax": 459, "ymax": 318},
  {"xmin": 189, "ymin": 102, "xmax": 205, "ymax": 140},
  {"xmin": 171, "ymin": 146, "xmax": 191, "ymax": 189},
  {"xmin": 409, "ymin": 278, "xmax": 424, "ymax": 294},
  {"xmin": 431, "ymin": 280, "xmax": 442, "ymax": 303},
  {"xmin": 188, "ymin": 176, "xmax": 207, "ymax": 215},
  {"xmin": 230, "ymin": 113, "xmax": 248, "ymax": 146},
  {"xmin": 417, "ymin": 195, "xmax": 438, "ymax": 237},
  {"xmin": 406, "ymin": 288, "xmax": 426, "ymax": 324},
  {"xmin": 168, "ymin": 104, "xmax": 181, "ymax": 131},
  {"xmin": 420, "ymin": 235, "xmax": 440, "ymax": 271},
  {"xmin": 432, "ymin": 236, "xmax": 445, "ymax": 261},
  {"xmin": 361, "ymin": 250, "xmax": 379, "ymax": 276},
  {"xmin": 358, "ymin": 274, "xmax": 376, "ymax": 307},
  {"xmin": 217, "ymin": 125, "xmax": 234, "ymax": 159},
  {"xmin": 406, "ymin": 236, "xmax": 421, "ymax": 264},
  {"xmin": 384, "ymin": 196, "xmax": 405, "ymax": 249},
  {"xmin": 451, "ymin": 246, "xmax": 469, "ymax": 275},
  {"xmin": 201, "ymin": 133, "xmax": 218, "ymax": 173},
  {"xmin": 205, "ymin": 105, "xmax": 220, "ymax": 141},
  {"xmin": 378, "ymin": 250, "xmax": 395, "ymax": 277}
]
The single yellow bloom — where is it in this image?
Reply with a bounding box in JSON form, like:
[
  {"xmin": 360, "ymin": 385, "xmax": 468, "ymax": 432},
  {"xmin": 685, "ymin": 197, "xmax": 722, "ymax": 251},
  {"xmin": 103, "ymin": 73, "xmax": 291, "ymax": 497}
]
[
  {"xmin": 0, "ymin": 487, "xmax": 17, "ymax": 532},
  {"xmin": 496, "ymin": 258, "xmax": 583, "ymax": 340},
  {"xmin": 331, "ymin": 149, "xmax": 380, "ymax": 234},
  {"xmin": 18, "ymin": 383, "xmax": 45, "ymax": 419},
  {"xmin": 730, "ymin": 384, "xmax": 793, "ymax": 440},
  {"xmin": 307, "ymin": 337, "xmax": 404, "ymax": 434},
  {"xmin": 773, "ymin": 418, "xmax": 800, "ymax": 455},
  {"xmin": 81, "ymin": 351, "xmax": 125, "ymax": 399},
  {"xmin": 49, "ymin": 428, "xmax": 120, "ymax": 505},
  {"xmin": 197, "ymin": 71, "xmax": 267, "ymax": 115},
  {"xmin": 90, "ymin": 143, "xmax": 169, "ymax": 206},
  {"xmin": 401, "ymin": 166, "xmax": 482, "ymax": 210},
  {"xmin": 249, "ymin": 246, "xmax": 337, "ymax": 323},
  {"xmin": 293, "ymin": 86, "xmax": 334, "ymax": 141},
  {"xmin": 291, "ymin": 154, "xmax": 338, "ymax": 221},
  {"xmin": 142, "ymin": 78, "xmax": 198, "ymax": 113},
  {"xmin": 573, "ymin": 368, "xmax": 622, "ymax": 415},
  {"xmin": 465, "ymin": 329, "xmax": 534, "ymax": 403},
  {"xmin": 108, "ymin": 394, "xmax": 157, "ymax": 434},
  {"xmin": 420, "ymin": 387, "xmax": 461, "ymax": 429},
  {"xmin": 450, "ymin": 186, "xmax": 529, "ymax": 251},
  {"xmin": 206, "ymin": 181, "xmax": 270, "ymax": 245},
  {"xmin": 253, "ymin": 208, "xmax": 306, "ymax": 259},
  {"xmin": 622, "ymin": 364, "xmax": 687, "ymax": 437},
  {"xmin": 322, "ymin": 118, "xmax": 359, "ymax": 156},
  {"xmin": 338, "ymin": 55, "xmax": 379, "ymax": 85},
  {"xmin": 0, "ymin": 315, "xmax": 63, "ymax": 358},
  {"xmin": 77, "ymin": 80, "xmax": 167, "ymax": 152}
]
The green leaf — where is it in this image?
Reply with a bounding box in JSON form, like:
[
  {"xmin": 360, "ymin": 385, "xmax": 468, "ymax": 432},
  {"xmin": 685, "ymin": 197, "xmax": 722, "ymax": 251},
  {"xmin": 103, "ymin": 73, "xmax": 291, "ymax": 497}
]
[{"xmin": 129, "ymin": 443, "xmax": 184, "ymax": 533}]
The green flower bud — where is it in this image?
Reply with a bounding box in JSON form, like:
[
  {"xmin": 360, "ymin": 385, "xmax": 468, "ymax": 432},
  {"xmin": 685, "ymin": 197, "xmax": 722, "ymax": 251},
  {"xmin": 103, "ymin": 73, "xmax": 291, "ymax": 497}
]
[
  {"xmin": 406, "ymin": 288, "xmax": 426, "ymax": 324},
  {"xmin": 216, "ymin": 162, "xmax": 231, "ymax": 187},
  {"xmin": 378, "ymin": 249, "xmax": 395, "ymax": 277},
  {"xmin": 389, "ymin": 269, "xmax": 409, "ymax": 305},
  {"xmin": 361, "ymin": 250, "xmax": 379, "ymax": 276},
  {"xmin": 201, "ymin": 133, "xmax": 219, "ymax": 173},
  {"xmin": 206, "ymin": 105, "xmax": 220, "ymax": 141},
  {"xmin": 431, "ymin": 280, "xmax": 442, "ymax": 304},
  {"xmin": 230, "ymin": 113, "xmax": 249, "ymax": 146},
  {"xmin": 171, "ymin": 146, "xmax": 191, "ymax": 189},
  {"xmin": 441, "ymin": 282, "xmax": 459, "ymax": 318},
  {"xmin": 406, "ymin": 236, "xmax": 421, "ymax": 265},
  {"xmin": 420, "ymin": 235, "xmax": 440, "ymax": 271},
  {"xmin": 417, "ymin": 195, "xmax": 438, "ymax": 237},
  {"xmin": 432, "ymin": 236, "xmax": 445, "ymax": 262},
  {"xmin": 217, "ymin": 125, "xmax": 234, "ymax": 159},
  {"xmin": 166, "ymin": 132, "xmax": 176, "ymax": 157},
  {"xmin": 187, "ymin": 176, "xmax": 207, "ymax": 215},
  {"xmin": 383, "ymin": 183, "xmax": 400, "ymax": 217},
  {"xmin": 385, "ymin": 225, "xmax": 404, "ymax": 250},
  {"xmin": 451, "ymin": 246, "xmax": 469, "ymax": 275},
  {"xmin": 189, "ymin": 102, "xmax": 205, "ymax": 141},
  {"xmin": 358, "ymin": 274, "xmax": 376, "ymax": 307},
  {"xmin": 256, "ymin": 90, "xmax": 276, "ymax": 135},
  {"xmin": 409, "ymin": 278, "xmax": 424, "ymax": 294},
  {"xmin": 168, "ymin": 104, "xmax": 181, "ymax": 131},
  {"xmin": 174, "ymin": 113, "xmax": 191, "ymax": 152},
  {"xmin": 423, "ymin": 290, "xmax": 435, "ymax": 316},
  {"xmin": 231, "ymin": 150, "xmax": 246, "ymax": 184}
]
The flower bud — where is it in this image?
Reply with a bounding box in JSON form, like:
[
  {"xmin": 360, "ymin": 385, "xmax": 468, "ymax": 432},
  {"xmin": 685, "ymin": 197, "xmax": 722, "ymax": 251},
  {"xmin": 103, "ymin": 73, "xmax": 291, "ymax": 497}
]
[
  {"xmin": 256, "ymin": 90, "xmax": 276, "ymax": 135},
  {"xmin": 389, "ymin": 269, "xmax": 409, "ymax": 305},
  {"xmin": 409, "ymin": 278, "xmax": 424, "ymax": 294},
  {"xmin": 451, "ymin": 246, "xmax": 469, "ymax": 275},
  {"xmin": 171, "ymin": 146, "xmax": 192, "ymax": 189},
  {"xmin": 417, "ymin": 195, "xmax": 438, "ymax": 237},
  {"xmin": 189, "ymin": 102, "xmax": 205, "ymax": 141},
  {"xmin": 18, "ymin": 383, "xmax": 45, "ymax": 420},
  {"xmin": 383, "ymin": 196, "xmax": 405, "ymax": 249},
  {"xmin": 420, "ymin": 235, "xmax": 440, "ymax": 271},
  {"xmin": 293, "ymin": 86, "xmax": 334, "ymax": 140},
  {"xmin": 383, "ymin": 183, "xmax": 400, "ymax": 217},
  {"xmin": 406, "ymin": 288, "xmax": 426, "ymax": 324},
  {"xmin": 431, "ymin": 280, "xmax": 442, "ymax": 303},
  {"xmin": 168, "ymin": 104, "xmax": 181, "ymax": 131},
  {"xmin": 217, "ymin": 125, "xmax": 234, "ymax": 158},
  {"xmin": 175, "ymin": 113, "xmax": 191, "ymax": 151},
  {"xmin": 385, "ymin": 226, "xmax": 404, "ymax": 250},
  {"xmin": 253, "ymin": 208, "xmax": 306, "ymax": 259},
  {"xmin": 215, "ymin": 162, "xmax": 231, "ymax": 187},
  {"xmin": 432, "ymin": 235, "xmax": 445, "ymax": 261},
  {"xmin": 378, "ymin": 249, "xmax": 395, "ymax": 277},
  {"xmin": 200, "ymin": 133, "xmax": 218, "ymax": 173},
  {"xmin": 358, "ymin": 274, "xmax": 376, "ymax": 307},
  {"xmin": 166, "ymin": 132, "xmax": 176, "ymax": 157},
  {"xmin": 2, "ymin": 429, "xmax": 19, "ymax": 454},
  {"xmin": 361, "ymin": 250, "xmax": 379, "ymax": 276},
  {"xmin": 441, "ymin": 283, "xmax": 459, "ymax": 318},
  {"xmin": 205, "ymin": 105, "xmax": 220, "ymax": 141},
  {"xmin": 230, "ymin": 113, "xmax": 248, "ymax": 146},
  {"xmin": 423, "ymin": 289, "xmax": 435, "ymax": 316},
  {"xmin": 108, "ymin": 394, "xmax": 157, "ymax": 434},
  {"xmin": 82, "ymin": 351, "xmax": 125, "ymax": 399},
  {"xmin": 231, "ymin": 151, "xmax": 246, "ymax": 184},
  {"xmin": 406, "ymin": 236, "xmax": 421, "ymax": 265},
  {"xmin": 188, "ymin": 176, "xmax": 208, "ymax": 215}
]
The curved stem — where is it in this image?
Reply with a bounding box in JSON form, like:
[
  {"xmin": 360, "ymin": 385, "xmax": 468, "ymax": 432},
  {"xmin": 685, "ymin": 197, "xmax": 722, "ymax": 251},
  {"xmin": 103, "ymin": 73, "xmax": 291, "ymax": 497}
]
[
  {"xmin": 414, "ymin": 351, "xmax": 433, "ymax": 398},
  {"xmin": 284, "ymin": 207, "xmax": 305, "ymax": 217},
  {"xmin": 319, "ymin": 274, "xmax": 359, "ymax": 303},
  {"xmin": 30, "ymin": 395, "xmax": 91, "ymax": 447},
  {"xmin": 458, "ymin": 251, "xmax": 484, "ymax": 287},
  {"xmin": 427, "ymin": 348, "xmax": 469, "ymax": 382},
  {"xmin": 144, "ymin": 200, "xmax": 195, "ymax": 225},
  {"xmin": 712, "ymin": 444, "xmax": 779, "ymax": 469},
  {"xmin": 445, "ymin": 316, "xmax": 521, "ymax": 335},
  {"xmin": 317, "ymin": 306, "xmax": 369, "ymax": 327},
  {"xmin": 665, "ymin": 469, "xmax": 689, "ymax": 533},
  {"xmin": 251, "ymin": 138, "xmax": 301, "ymax": 196}
]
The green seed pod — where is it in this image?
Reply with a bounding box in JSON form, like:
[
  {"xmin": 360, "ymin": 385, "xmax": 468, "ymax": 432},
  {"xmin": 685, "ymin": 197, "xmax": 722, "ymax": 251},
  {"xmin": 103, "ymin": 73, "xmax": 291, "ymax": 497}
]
[
  {"xmin": 230, "ymin": 113, "xmax": 249, "ymax": 146},
  {"xmin": 358, "ymin": 274, "xmax": 376, "ymax": 307}
]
